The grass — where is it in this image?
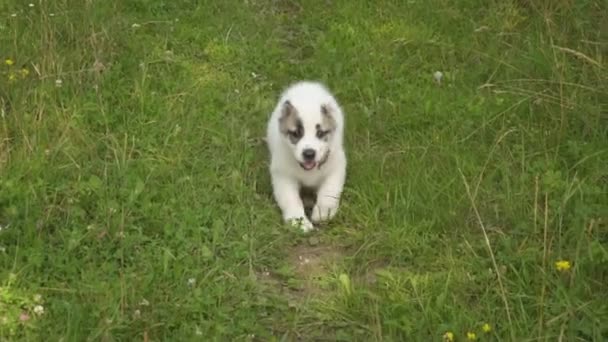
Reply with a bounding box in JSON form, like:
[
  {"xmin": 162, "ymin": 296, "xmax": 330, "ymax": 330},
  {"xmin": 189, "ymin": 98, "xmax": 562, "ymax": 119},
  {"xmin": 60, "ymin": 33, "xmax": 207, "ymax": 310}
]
[{"xmin": 1, "ymin": 0, "xmax": 607, "ymax": 340}]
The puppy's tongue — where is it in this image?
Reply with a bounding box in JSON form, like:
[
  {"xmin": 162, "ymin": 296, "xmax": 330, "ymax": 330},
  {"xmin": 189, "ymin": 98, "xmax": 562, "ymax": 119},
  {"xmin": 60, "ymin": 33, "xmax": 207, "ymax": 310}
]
[{"xmin": 302, "ymin": 161, "xmax": 317, "ymax": 170}]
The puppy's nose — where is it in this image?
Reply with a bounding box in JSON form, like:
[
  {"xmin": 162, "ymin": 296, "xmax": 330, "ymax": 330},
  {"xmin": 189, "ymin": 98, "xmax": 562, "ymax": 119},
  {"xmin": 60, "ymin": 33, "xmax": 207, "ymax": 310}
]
[{"xmin": 302, "ymin": 149, "xmax": 316, "ymax": 161}]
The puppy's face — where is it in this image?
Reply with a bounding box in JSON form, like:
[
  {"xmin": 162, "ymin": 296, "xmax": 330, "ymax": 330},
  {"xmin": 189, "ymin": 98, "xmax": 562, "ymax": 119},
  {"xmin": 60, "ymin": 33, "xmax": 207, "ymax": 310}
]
[{"xmin": 278, "ymin": 100, "xmax": 337, "ymax": 171}]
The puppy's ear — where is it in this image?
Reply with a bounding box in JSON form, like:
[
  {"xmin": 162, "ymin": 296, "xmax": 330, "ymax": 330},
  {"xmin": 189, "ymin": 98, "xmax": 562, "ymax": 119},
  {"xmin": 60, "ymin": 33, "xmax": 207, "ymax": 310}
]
[
  {"xmin": 320, "ymin": 103, "xmax": 337, "ymax": 130},
  {"xmin": 321, "ymin": 103, "xmax": 333, "ymax": 117},
  {"xmin": 281, "ymin": 100, "xmax": 296, "ymax": 119}
]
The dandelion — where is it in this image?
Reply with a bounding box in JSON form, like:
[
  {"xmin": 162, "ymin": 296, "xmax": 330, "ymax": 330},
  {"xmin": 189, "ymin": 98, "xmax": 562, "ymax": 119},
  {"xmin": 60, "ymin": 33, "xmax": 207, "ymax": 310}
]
[
  {"xmin": 555, "ymin": 260, "xmax": 571, "ymax": 272},
  {"xmin": 467, "ymin": 332, "xmax": 477, "ymax": 340},
  {"xmin": 20, "ymin": 68, "xmax": 29, "ymax": 78},
  {"xmin": 33, "ymin": 305, "xmax": 44, "ymax": 315},
  {"xmin": 8, "ymin": 73, "xmax": 17, "ymax": 82},
  {"xmin": 443, "ymin": 331, "xmax": 454, "ymax": 342},
  {"xmin": 482, "ymin": 323, "xmax": 492, "ymax": 333},
  {"xmin": 5, "ymin": 59, "xmax": 14, "ymax": 66}
]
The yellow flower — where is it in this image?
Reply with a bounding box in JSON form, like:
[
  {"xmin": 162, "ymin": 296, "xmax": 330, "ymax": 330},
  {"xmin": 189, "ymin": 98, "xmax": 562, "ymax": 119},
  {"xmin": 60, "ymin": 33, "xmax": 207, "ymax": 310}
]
[
  {"xmin": 443, "ymin": 331, "xmax": 455, "ymax": 342},
  {"xmin": 20, "ymin": 68, "xmax": 30, "ymax": 78},
  {"xmin": 467, "ymin": 332, "xmax": 477, "ymax": 340},
  {"xmin": 555, "ymin": 260, "xmax": 571, "ymax": 272},
  {"xmin": 482, "ymin": 323, "xmax": 492, "ymax": 333},
  {"xmin": 5, "ymin": 58, "xmax": 14, "ymax": 66},
  {"xmin": 8, "ymin": 73, "xmax": 17, "ymax": 82}
]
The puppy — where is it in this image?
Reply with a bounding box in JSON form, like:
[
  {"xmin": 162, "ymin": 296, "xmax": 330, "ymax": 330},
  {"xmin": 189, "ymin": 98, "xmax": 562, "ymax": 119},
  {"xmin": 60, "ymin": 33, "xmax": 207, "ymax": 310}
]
[{"xmin": 266, "ymin": 81, "xmax": 346, "ymax": 231}]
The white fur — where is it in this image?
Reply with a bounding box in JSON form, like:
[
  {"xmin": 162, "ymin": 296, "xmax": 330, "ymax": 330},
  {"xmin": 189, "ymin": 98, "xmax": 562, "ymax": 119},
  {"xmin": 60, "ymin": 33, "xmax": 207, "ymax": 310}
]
[{"xmin": 266, "ymin": 81, "xmax": 347, "ymax": 232}]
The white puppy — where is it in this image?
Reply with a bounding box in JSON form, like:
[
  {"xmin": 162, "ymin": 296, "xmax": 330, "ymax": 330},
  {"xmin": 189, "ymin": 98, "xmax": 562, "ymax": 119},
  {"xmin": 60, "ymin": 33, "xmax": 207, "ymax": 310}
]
[{"xmin": 266, "ymin": 81, "xmax": 347, "ymax": 232}]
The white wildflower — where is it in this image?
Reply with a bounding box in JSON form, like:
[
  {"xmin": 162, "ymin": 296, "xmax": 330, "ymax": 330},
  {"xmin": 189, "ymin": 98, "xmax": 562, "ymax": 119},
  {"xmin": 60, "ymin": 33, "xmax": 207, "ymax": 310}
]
[
  {"xmin": 33, "ymin": 305, "xmax": 44, "ymax": 315},
  {"xmin": 55, "ymin": 79, "xmax": 63, "ymax": 87},
  {"xmin": 433, "ymin": 71, "xmax": 443, "ymax": 84},
  {"xmin": 187, "ymin": 278, "xmax": 196, "ymax": 287}
]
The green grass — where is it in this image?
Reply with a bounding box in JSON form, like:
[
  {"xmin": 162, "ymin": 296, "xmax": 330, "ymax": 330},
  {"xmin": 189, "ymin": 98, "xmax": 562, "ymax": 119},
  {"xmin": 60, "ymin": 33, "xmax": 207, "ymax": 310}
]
[{"xmin": 1, "ymin": 0, "xmax": 607, "ymax": 340}]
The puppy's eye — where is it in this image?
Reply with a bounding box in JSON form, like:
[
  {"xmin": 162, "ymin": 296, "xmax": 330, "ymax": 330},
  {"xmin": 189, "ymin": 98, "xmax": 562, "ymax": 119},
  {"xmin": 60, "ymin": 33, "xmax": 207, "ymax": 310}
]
[
  {"xmin": 287, "ymin": 130, "xmax": 300, "ymax": 138},
  {"xmin": 316, "ymin": 130, "xmax": 330, "ymax": 139}
]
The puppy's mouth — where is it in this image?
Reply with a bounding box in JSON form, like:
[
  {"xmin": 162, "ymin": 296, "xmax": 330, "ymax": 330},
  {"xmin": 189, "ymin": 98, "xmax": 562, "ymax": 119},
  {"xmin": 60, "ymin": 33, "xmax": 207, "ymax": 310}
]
[{"xmin": 299, "ymin": 160, "xmax": 317, "ymax": 171}]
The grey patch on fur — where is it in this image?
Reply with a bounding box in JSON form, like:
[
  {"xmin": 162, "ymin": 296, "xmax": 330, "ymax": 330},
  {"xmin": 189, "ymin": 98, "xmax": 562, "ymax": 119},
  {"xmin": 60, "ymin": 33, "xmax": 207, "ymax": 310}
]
[
  {"xmin": 316, "ymin": 123, "xmax": 330, "ymax": 142},
  {"xmin": 318, "ymin": 104, "xmax": 337, "ymax": 141},
  {"xmin": 317, "ymin": 149, "xmax": 330, "ymax": 169},
  {"xmin": 279, "ymin": 100, "xmax": 304, "ymax": 144}
]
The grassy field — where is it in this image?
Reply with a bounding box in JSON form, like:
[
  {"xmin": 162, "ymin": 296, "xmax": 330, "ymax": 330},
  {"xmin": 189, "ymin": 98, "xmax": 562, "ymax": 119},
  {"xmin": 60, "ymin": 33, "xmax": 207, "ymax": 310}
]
[{"xmin": 1, "ymin": 0, "xmax": 607, "ymax": 340}]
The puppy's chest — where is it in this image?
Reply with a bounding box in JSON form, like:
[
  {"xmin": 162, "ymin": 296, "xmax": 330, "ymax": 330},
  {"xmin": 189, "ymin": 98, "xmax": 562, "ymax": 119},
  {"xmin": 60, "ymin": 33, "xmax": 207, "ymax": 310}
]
[{"xmin": 296, "ymin": 169, "xmax": 327, "ymax": 188}]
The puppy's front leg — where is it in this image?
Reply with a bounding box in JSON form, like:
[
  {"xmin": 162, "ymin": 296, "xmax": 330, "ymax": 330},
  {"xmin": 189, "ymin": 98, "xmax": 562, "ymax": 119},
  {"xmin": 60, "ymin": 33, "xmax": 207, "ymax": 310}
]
[
  {"xmin": 311, "ymin": 161, "xmax": 346, "ymax": 223},
  {"xmin": 271, "ymin": 173, "xmax": 314, "ymax": 232}
]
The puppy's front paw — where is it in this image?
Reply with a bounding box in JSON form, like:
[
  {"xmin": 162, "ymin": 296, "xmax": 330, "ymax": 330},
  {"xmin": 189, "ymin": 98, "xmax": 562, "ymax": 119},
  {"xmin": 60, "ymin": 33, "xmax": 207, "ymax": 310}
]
[
  {"xmin": 311, "ymin": 202, "xmax": 338, "ymax": 223},
  {"xmin": 287, "ymin": 216, "xmax": 315, "ymax": 232}
]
